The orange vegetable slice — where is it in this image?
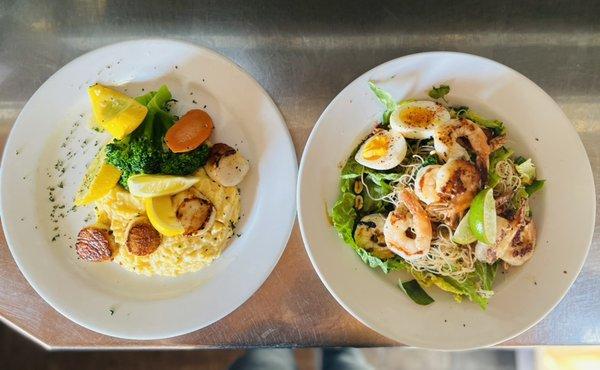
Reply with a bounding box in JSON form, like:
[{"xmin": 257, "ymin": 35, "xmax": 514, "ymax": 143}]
[{"xmin": 165, "ymin": 109, "xmax": 213, "ymax": 153}]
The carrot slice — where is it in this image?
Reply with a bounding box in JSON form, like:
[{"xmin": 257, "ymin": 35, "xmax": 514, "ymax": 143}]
[{"xmin": 165, "ymin": 109, "xmax": 214, "ymax": 153}]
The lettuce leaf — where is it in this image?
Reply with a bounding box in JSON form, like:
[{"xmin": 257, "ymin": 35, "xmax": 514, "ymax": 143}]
[
  {"xmin": 475, "ymin": 261, "xmax": 500, "ymax": 291},
  {"xmin": 332, "ymin": 154, "xmax": 407, "ymax": 274},
  {"xmin": 411, "ymin": 262, "xmax": 499, "ymax": 310},
  {"xmin": 515, "ymin": 158, "xmax": 536, "ymax": 185},
  {"xmin": 369, "ymin": 82, "xmax": 396, "ymax": 126},
  {"xmin": 464, "ymin": 109, "xmax": 506, "ymax": 135},
  {"xmin": 488, "ymin": 147, "xmax": 514, "ymax": 187}
]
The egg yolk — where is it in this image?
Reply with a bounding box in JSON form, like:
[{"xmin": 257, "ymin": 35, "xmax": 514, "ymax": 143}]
[
  {"xmin": 362, "ymin": 134, "xmax": 390, "ymax": 160},
  {"xmin": 400, "ymin": 107, "xmax": 435, "ymax": 127}
]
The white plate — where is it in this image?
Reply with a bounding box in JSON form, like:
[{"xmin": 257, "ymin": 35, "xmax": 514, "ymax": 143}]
[
  {"xmin": 297, "ymin": 52, "xmax": 595, "ymax": 350},
  {"xmin": 0, "ymin": 39, "xmax": 297, "ymax": 339}
]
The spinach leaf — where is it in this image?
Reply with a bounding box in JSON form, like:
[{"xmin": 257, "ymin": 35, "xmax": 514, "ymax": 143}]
[
  {"xmin": 525, "ymin": 179, "xmax": 545, "ymax": 196},
  {"xmin": 398, "ymin": 279, "xmax": 435, "ymax": 305},
  {"xmin": 420, "ymin": 154, "xmax": 439, "ymax": 169}
]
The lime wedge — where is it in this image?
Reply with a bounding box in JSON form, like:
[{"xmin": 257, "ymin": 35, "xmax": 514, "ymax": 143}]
[
  {"xmin": 452, "ymin": 210, "xmax": 477, "ymax": 244},
  {"xmin": 469, "ymin": 188, "xmax": 497, "ymax": 245}
]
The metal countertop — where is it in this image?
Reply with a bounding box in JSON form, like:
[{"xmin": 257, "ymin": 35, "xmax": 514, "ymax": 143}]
[{"xmin": 0, "ymin": 0, "xmax": 598, "ymax": 348}]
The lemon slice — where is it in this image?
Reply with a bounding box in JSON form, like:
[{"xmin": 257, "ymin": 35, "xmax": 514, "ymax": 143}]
[
  {"xmin": 469, "ymin": 188, "xmax": 497, "ymax": 245},
  {"xmin": 75, "ymin": 149, "xmax": 121, "ymax": 206},
  {"xmin": 88, "ymin": 84, "xmax": 148, "ymax": 139},
  {"xmin": 144, "ymin": 196, "xmax": 184, "ymax": 236},
  {"xmin": 452, "ymin": 210, "xmax": 477, "ymax": 244},
  {"xmin": 127, "ymin": 174, "xmax": 199, "ymax": 198}
]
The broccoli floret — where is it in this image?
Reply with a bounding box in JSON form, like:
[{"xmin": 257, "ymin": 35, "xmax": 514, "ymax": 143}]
[
  {"xmin": 105, "ymin": 136, "xmax": 161, "ymax": 188},
  {"xmin": 160, "ymin": 144, "xmax": 210, "ymax": 176}
]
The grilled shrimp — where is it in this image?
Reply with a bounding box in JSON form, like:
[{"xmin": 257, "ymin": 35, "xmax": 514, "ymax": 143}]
[
  {"xmin": 384, "ymin": 188, "xmax": 432, "ymax": 260},
  {"xmin": 426, "ymin": 159, "xmax": 482, "ymax": 227},
  {"xmin": 414, "ymin": 164, "xmax": 441, "ymax": 205},
  {"xmin": 433, "ymin": 118, "xmax": 491, "ymax": 175},
  {"xmin": 475, "ymin": 201, "xmax": 536, "ymax": 266},
  {"xmin": 501, "ymin": 217, "xmax": 536, "ymax": 266}
]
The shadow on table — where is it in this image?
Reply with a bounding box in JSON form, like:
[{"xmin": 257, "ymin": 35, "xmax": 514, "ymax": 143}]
[{"xmin": 1, "ymin": 322, "xmax": 521, "ymax": 370}]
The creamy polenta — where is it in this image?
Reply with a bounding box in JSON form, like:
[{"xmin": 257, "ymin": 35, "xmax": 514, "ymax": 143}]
[{"xmin": 95, "ymin": 169, "xmax": 240, "ymax": 276}]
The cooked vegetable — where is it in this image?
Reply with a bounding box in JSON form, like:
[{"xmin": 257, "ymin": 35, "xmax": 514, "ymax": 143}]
[
  {"xmin": 88, "ymin": 84, "xmax": 148, "ymax": 139},
  {"xmin": 160, "ymin": 145, "xmax": 210, "ymax": 176},
  {"xmin": 398, "ymin": 279, "xmax": 434, "ymax": 305},
  {"xmin": 165, "ymin": 109, "xmax": 214, "ymax": 153},
  {"xmin": 428, "ymin": 84, "xmax": 450, "ymax": 102},
  {"xmin": 105, "ymin": 86, "xmax": 210, "ymax": 188}
]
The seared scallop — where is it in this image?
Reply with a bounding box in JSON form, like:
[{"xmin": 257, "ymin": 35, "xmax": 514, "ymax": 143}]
[
  {"xmin": 205, "ymin": 143, "xmax": 249, "ymax": 187},
  {"xmin": 126, "ymin": 218, "xmax": 162, "ymax": 256},
  {"xmin": 76, "ymin": 227, "xmax": 116, "ymax": 262},
  {"xmin": 172, "ymin": 188, "xmax": 216, "ymax": 235}
]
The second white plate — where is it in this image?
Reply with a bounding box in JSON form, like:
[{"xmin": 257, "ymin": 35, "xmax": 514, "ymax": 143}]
[{"xmin": 297, "ymin": 52, "xmax": 595, "ymax": 350}]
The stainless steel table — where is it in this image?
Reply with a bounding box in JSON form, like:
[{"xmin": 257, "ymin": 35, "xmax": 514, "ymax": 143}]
[{"xmin": 0, "ymin": 0, "xmax": 598, "ymax": 349}]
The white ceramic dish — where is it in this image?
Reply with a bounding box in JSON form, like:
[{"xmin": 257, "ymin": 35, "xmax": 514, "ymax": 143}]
[
  {"xmin": 297, "ymin": 52, "xmax": 595, "ymax": 350},
  {"xmin": 0, "ymin": 39, "xmax": 297, "ymax": 339}
]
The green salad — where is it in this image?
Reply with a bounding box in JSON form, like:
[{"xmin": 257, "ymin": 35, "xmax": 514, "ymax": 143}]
[{"xmin": 331, "ymin": 83, "xmax": 544, "ymax": 309}]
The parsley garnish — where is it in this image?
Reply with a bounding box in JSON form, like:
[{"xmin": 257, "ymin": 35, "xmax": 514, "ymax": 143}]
[{"xmin": 428, "ymin": 85, "xmax": 450, "ymax": 102}]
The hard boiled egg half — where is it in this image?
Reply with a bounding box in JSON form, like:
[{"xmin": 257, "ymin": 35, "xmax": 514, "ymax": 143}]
[
  {"xmin": 390, "ymin": 101, "xmax": 450, "ymax": 139},
  {"xmin": 355, "ymin": 130, "xmax": 407, "ymax": 170}
]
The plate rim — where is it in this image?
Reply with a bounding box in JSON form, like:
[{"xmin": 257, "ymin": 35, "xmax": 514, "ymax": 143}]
[
  {"xmin": 297, "ymin": 50, "xmax": 596, "ymax": 350},
  {"xmin": 0, "ymin": 38, "xmax": 298, "ymax": 340}
]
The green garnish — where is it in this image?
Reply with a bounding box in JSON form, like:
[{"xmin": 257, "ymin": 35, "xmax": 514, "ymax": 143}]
[
  {"xmin": 105, "ymin": 85, "xmax": 210, "ymax": 188},
  {"xmin": 398, "ymin": 279, "xmax": 434, "ymax": 305},
  {"xmin": 428, "ymin": 84, "xmax": 450, "ymax": 102}
]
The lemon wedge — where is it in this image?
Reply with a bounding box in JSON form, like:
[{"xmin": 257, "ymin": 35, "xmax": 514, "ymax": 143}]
[
  {"xmin": 144, "ymin": 196, "xmax": 184, "ymax": 236},
  {"xmin": 75, "ymin": 149, "xmax": 121, "ymax": 206},
  {"xmin": 88, "ymin": 84, "xmax": 148, "ymax": 139},
  {"xmin": 127, "ymin": 174, "xmax": 199, "ymax": 198}
]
